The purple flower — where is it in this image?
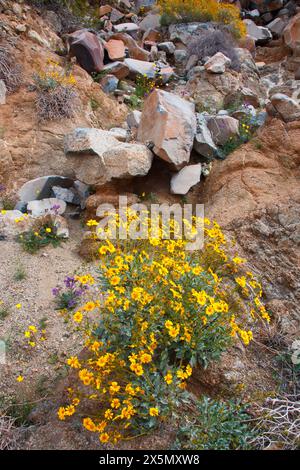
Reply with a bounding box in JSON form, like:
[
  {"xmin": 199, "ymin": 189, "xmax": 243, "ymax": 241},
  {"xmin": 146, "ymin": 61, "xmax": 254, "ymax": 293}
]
[{"xmin": 64, "ymin": 276, "xmax": 76, "ymax": 289}]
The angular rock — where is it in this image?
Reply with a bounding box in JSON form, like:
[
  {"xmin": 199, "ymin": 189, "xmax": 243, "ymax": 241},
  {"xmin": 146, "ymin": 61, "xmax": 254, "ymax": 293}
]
[
  {"xmin": 28, "ymin": 29, "xmax": 50, "ymax": 48},
  {"xmin": 158, "ymin": 42, "xmax": 175, "ymax": 55},
  {"xmin": 224, "ymin": 87, "xmax": 261, "ymax": 109},
  {"xmin": 194, "ymin": 114, "xmax": 219, "ymax": 159},
  {"xmin": 0, "ymin": 79, "xmax": 7, "ymax": 105},
  {"xmin": 283, "ymin": 12, "xmax": 300, "ymax": 51},
  {"xmin": 207, "ymin": 116, "xmax": 240, "ymax": 146},
  {"xmin": 113, "ymin": 23, "xmax": 139, "ymax": 34},
  {"xmin": 170, "ymin": 164, "xmax": 202, "ymax": 195},
  {"xmin": 27, "ymin": 198, "xmax": 66, "ymax": 217},
  {"xmin": 108, "ymin": 128, "xmax": 129, "ymax": 142},
  {"xmin": 137, "ymin": 89, "xmax": 196, "ymax": 169},
  {"xmin": 124, "ymin": 58, "xmax": 174, "ymax": 83},
  {"xmin": 110, "ymin": 8, "xmax": 124, "ymax": 23},
  {"xmin": 64, "ymin": 128, "xmax": 119, "ymax": 157},
  {"xmin": 204, "ymin": 52, "xmax": 231, "ymax": 74},
  {"xmin": 244, "ymin": 19, "xmax": 272, "ymax": 43},
  {"xmin": 111, "ymin": 32, "xmax": 150, "ymax": 61},
  {"xmin": 139, "ymin": 13, "xmax": 161, "ymax": 32},
  {"xmin": 68, "ymin": 30, "xmax": 104, "ymax": 73},
  {"xmin": 19, "ymin": 176, "xmax": 74, "ymax": 203},
  {"xmin": 104, "ymin": 39, "xmax": 126, "ymax": 61},
  {"xmin": 101, "ymin": 61, "xmax": 129, "ymax": 79},
  {"xmin": 100, "ymin": 74, "xmax": 119, "ymax": 94},
  {"xmin": 270, "ymin": 93, "xmax": 300, "ymax": 122},
  {"xmin": 0, "ymin": 210, "xmax": 33, "ymax": 239},
  {"xmin": 174, "ymin": 49, "xmax": 188, "ymax": 64},
  {"xmin": 267, "ymin": 17, "xmax": 287, "ymax": 36},
  {"xmin": 127, "ymin": 110, "xmax": 142, "ymax": 128},
  {"xmin": 99, "ymin": 5, "xmax": 112, "ymax": 17},
  {"xmin": 51, "ymin": 186, "xmax": 80, "ymax": 205},
  {"xmin": 101, "ymin": 143, "xmax": 153, "ymax": 181}
]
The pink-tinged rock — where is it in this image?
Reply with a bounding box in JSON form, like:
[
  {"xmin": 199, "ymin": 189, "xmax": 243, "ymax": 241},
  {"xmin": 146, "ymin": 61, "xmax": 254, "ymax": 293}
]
[
  {"xmin": 170, "ymin": 164, "xmax": 202, "ymax": 195},
  {"xmin": 111, "ymin": 32, "xmax": 150, "ymax": 61},
  {"xmin": 0, "ymin": 210, "xmax": 33, "ymax": 239},
  {"xmin": 124, "ymin": 58, "xmax": 174, "ymax": 83},
  {"xmin": 68, "ymin": 30, "xmax": 104, "ymax": 73},
  {"xmin": 283, "ymin": 13, "xmax": 300, "ymax": 51},
  {"xmin": 99, "ymin": 5, "xmax": 112, "ymax": 17},
  {"xmin": 238, "ymin": 35, "xmax": 256, "ymax": 53},
  {"xmin": 204, "ymin": 52, "xmax": 231, "ymax": 74},
  {"xmin": 207, "ymin": 116, "xmax": 240, "ymax": 146},
  {"xmin": 137, "ymin": 89, "xmax": 196, "ymax": 169},
  {"xmin": 101, "ymin": 61, "xmax": 130, "ymax": 79},
  {"xmin": 270, "ymin": 93, "xmax": 300, "ymax": 122},
  {"xmin": 105, "ymin": 39, "xmax": 126, "ymax": 61}
]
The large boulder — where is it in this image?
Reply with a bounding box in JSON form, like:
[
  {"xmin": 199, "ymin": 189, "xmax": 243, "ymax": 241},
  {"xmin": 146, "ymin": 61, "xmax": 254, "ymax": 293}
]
[
  {"xmin": 19, "ymin": 176, "xmax": 74, "ymax": 203},
  {"xmin": 137, "ymin": 89, "xmax": 197, "ymax": 169},
  {"xmin": 170, "ymin": 164, "xmax": 202, "ymax": 195},
  {"xmin": 283, "ymin": 12, "xmax": 300, "ymax": 51},
  {"xmin": 104, "ymin": 39, "xmax": 126, "ymax": 61},
  {"xmin": 68, "ymin": 30, "xmax": 105, "ymax": 74}
]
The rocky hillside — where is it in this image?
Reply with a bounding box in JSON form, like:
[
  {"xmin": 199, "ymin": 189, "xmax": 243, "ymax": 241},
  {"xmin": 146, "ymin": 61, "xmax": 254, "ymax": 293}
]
[{"xmin": 0, "ymin": 0, "xmax": 299, "ymax": 451}]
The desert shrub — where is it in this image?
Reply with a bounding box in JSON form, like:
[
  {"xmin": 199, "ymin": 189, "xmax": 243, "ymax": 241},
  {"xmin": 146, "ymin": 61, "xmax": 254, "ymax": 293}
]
[
  {"xmin": 0, "ymin": 415, "xmax": 18, "ymax": 450},
  {"xmin": 188, "ymin": 30, "xmax": 240, "ymax": 71},
  {"xmin": 33, "ymin": 60, "xmax": 79, "ymax": 121},
  {"xmin": 173, "ymin": 397, "xmax": 255, "ymax": 450},
  {"xmin": 158, "ymin": 0, "xmax": 246, "ymax": 38},
  {"xmin": 0, "ymin": 45, "xmax": 23, "ymax": 93},
  {"xmin": 17, "ymin": 217, "xmax": 66, "ymax": 253},
  {"xmin": 56, "ymin": 210, "xmax": 270, "ymax": 445}
]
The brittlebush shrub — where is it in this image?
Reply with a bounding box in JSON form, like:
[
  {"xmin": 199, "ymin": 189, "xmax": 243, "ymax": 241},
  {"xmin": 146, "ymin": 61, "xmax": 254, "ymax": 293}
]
[
  {"xmin": 57, "ymin": 211, "xmax": 270, "ymax": 445},
  {"xmin": 158, "ymin": 0, "xmax": 246, "ymax": 38}
]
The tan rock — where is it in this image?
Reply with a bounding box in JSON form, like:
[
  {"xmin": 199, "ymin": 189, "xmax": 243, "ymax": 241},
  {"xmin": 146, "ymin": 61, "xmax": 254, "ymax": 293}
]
[
  {"xmin": 137, "ymin": 89, "xmax": 196, "ymax": 169},
  {"xmin": 111, "ymin": 32, "xmax": 150, "ymax": 61},
  {"xmin": 284, "ymin": 12, "xmax": 300, "ymax": 51},
  {"xmin": 99, "ymin": 5, "xmax": 112, "ymax": 17}
]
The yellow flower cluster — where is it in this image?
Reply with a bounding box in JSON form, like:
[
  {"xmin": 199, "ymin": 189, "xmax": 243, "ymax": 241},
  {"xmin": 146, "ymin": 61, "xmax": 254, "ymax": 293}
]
[
  {"xmin": 24, "ymin": 324, "xmax": 46, "ymax": 348},
  {"xmin": 57, "ymin": 212, "xmax": 269, "ymax": 444}
]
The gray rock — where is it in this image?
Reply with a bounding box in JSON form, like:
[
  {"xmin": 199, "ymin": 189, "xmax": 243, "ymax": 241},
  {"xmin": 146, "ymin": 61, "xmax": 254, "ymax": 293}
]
[
  {"xmin": 101, "ymin": 143, "xmax": 153, "ymax": 181},
  {"xmin": 170, "ymin": 164, "xmax": 202, "ymax": 195},
  {"xmin": 64, "ymin": 128, "xmax": 119, "ymax": 157},
  {"xmin": 123, "ymin": 58, "xmax": 174, "ymax": 83},
  {"xmin": 19, "ymin": 176, "xmax": 74, "ymax": 203},
  {"xmin": 52, "ymin": 214, "xmax": 69, "ymax": 238},
  {"xmin": 108, "ymin": 127, "xmax": 129, "ymax": 142},
  {"xmin": 127, "ymin": 110, "xmax": 142, "ymax": 128},
  {"xmin": 0, "ymin": 79, "xmax": 7, "ymax": 105},
  {"xmin": 158, "ymin": 42, "xmax": 175, "ymax": 55},
  {"xmin": 101, "ymin": 62, "xmax": 130, "ymax": 80},
  {"xmin": 51, "ymin": 186, "xmax": 80, "ymax": 205},
  {"xmin": 73, "ymin": 180, "xmax": 90, "ymax": 209},
  {"xmin": 185, "ymin": 54, "xmax": 198, "ymax": 71},
  {"xmin": 174, "ymin": 49, "xmax": 188, "ymax": 64},
  {"xmin": 113, "ymin": 23, "xmax": 140, "ymax": 34},
  {"xmin": 27, "ymin": 198, "xmax": 66, "ymax": 218},
  {"xmin": 139, "ymin": 13, "xmax": 161, "ymax": 32},
  {"xmin": 244, "ymin": 19, "xmax": 272, "ymax": 43}
]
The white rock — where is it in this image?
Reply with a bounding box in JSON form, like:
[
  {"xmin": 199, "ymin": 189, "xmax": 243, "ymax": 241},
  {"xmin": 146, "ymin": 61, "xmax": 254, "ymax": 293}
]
[
  {"xmin": 19, "ymin": 176, "xmax": 74, "ymax": 203},
  {"xmin": 204, "ymin": 52, "xmax": 231, "ymax": 74},
  {"xmin": 108, "ymin": 128, "xmax": 129, "ymax": 142},
  {"xmin": 27, "ymin": 198, "xmax": 66, "ymax": 217},
  {"xmin": 244, "ymin": 19, "xmax": 272, "ymax": 42},
  {"xmin": 127, "ymin": 110, "xmax": 142, "ymax": 128},
  {"xmin": 113, "ymin": 23, "xmax": 140, "ymax": 34},
  {"xmin": 0, "ymin": 210, "xmax": 33, "ymax": 239},
  {"xmin": 170, "ymin": 164, "xmax": 202, "ymax": 195}
]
